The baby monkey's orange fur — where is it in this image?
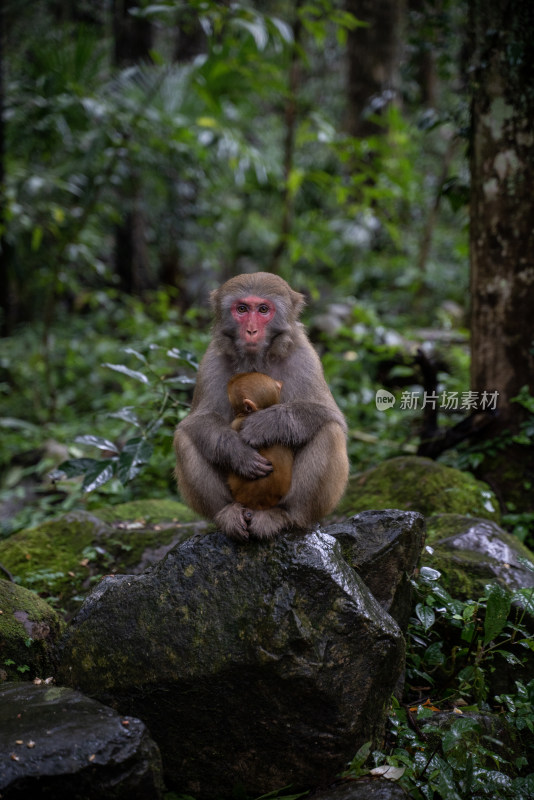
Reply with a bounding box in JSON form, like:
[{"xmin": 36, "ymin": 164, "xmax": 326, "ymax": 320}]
[{"xmin": 227, "ymin": 372, "xmax": 293, "ymax": 510}]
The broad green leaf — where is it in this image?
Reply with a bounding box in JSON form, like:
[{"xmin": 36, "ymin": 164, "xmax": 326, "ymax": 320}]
[
  {"xmin": 425, "ymin": 641, "xmax": 444, "ymax": 666},
  {"xmin": 81, "ymin": 460, "xmax": 115, "ymax": 492},
  {"xmin": 116, "ymin": 438, "xmax": 153, "ymax": 484},
  {"xmin": 484, "ymin": 583, "xmax": 511, "ymax": 645},
  {"xmin": 108, "ymin": 407, "xmax": 142, "ymax": 427},
  {"xmin": 419, "ymin": 566, "xmax": 441, "ymax": 582},
  {"xmin": 232, "ymin": 18, "xmax": 269, "ymax": 50},
  {"xmin": 122, "ymin": 347, "xmax": 147, "ymax": 364},
  {"xmin": 102, "ymin": 363, "xmax": 149, "ymax": 384},
  {"xmin": 75, "ymin": 435, "xmax": 119, "ymax": 453},
  {"xmin": 416, "ymin": 603, "xmax": 435, "ymax": 631},
  {"xmin": 370, "ymin": 765, "xmax": 405, "ymax": 780},
  {"xmin": 55, "ymin": 458, "xmax": 101, "ymax": 478},
  {"xmin": 167, "ymin": 348, "xmax": 199, "ymax": 369}
]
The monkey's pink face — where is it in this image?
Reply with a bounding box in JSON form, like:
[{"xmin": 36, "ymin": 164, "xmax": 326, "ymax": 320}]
[{"xmin": 231, "ymin": 295, "xmax": 276, "ymax": 350}]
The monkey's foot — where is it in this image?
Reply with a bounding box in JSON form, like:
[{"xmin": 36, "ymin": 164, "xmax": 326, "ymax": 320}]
[
  {"xmin": 247, "ymin": 508, "xmax": 290, "ymax": 540},
  {"xmin": 214, "ymin": 503, "xmax": 251, "ymax": 541}
]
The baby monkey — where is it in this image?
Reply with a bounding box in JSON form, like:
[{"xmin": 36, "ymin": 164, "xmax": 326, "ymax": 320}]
[{"xmin": 227, "ymin": 372, "xmax": 293, "ymax": 511}]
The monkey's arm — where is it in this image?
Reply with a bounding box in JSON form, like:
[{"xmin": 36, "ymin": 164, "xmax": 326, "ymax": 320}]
[
  {"xmin": 238, "ymin": 402, "xmax": 346, "ymax": 449},
  {"xmin": 177, "ymin": 412, "xmax": 273, "ymax": 479}
]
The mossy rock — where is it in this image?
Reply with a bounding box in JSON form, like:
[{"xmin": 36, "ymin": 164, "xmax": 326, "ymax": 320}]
[
  {"xmin": 423, "ymin": 513, "xmax": 534, "ymax": 601},
  {"xmin": 340, "ymin": 456, "xmax": 500, "ymax": 522},
  {"xmin": 93, "ymin": 498, "xmax": 200, "ymax": 525},
  {"xmin": 0, "ymin": 500, "xmax": 205, "ymax": 619},
  {"xmin": 0, "ymin": 579, "xmax": 63, "ymax": 681}
]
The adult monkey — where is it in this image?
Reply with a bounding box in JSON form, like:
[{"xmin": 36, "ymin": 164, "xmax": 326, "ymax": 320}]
[{"xmin": 174, "ymin": 272, "xmax": 349, "ymax": 540}]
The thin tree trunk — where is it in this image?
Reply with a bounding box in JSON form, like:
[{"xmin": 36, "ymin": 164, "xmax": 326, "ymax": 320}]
[
  {"xmin": 469, "ymin": 0, "xmax": 534, "ymax": 510},
  {"xmin": 270, "ymin": 1, "xmax": 302, "ymax": 274},
  {"xmin": 113, "ymin": 0, "xmax": 153, "ymax": 294},
  {"xmin": 345, "ymin": 0, "xmax": 404, "ymax": 137},
  {"xmin": 0, "ymin": 1, "xmax": 13, "ymax": 336}
]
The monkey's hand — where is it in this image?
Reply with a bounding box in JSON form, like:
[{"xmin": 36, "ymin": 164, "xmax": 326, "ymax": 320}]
[
  {"xmin": 184, "ymin": 415, "xmax": 272, "ymax": 479},
  {"xmin": 235, "ymin": 447, "xmax": 273, "ymax": 480},
  {"xmin": 226, "ymin": 438, "xmax": 273, "ymax": 479},
  {"xmin": 215, "ymin": 502, "xmax": 252, "ymax": 541}
]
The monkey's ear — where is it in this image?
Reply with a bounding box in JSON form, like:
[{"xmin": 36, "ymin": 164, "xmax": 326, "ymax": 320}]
[
  {"xmin": 275, "ymin": 380, "xmax": 283, "ymax": 392},
  {"xmin": 209, "ymin": 288, "xmax": 219, "ymax": 314},
  {"xmin": 290, "ymin": 289, "xmax": 306, "ymax": 319},
  {"xmin": 243, "ymin": 398, "xmax": 258, "ymax": 414}
]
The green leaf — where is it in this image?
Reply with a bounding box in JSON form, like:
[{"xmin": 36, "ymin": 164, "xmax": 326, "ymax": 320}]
[
  {"xmin": 416, "ymin": 603, "xmax": 435, "ymax": 631},
  {"xmin": 167, "ymin": 348, "xmax": 199, "ymax": 369},
  {"xmin": 116, "ymin": 438, "xmax": 153, "ymax": 484},
  {"xmin": 81, "ymin": 460, "xmax": 115, "ymax": 492},
  {"xmin": 55, "ymin": 458, "xmax": 101, "ymax": 478},
  {"xmin": 419, "ymin": 566, "xmax": 441, "ymax": 582},
  {"xmin": 108, "ymin": 407, "xmax": 142, "ymax": 427},
  {"xmin": 75, "ymin": 435, "xmax": 119, "ymax": 453},
  {"xmin": 345, "ymin": 740, "xmax": 372, "ymax": 774},
  {"xmin": 484, "ymin": 583, "xmax": 511, "ymax": 645},
  {"xmin": 425, "ymin": 641, "xmax": 444, "ymax": 666},
  {"xmin": 164, "ymin": 375, "xmax": 196, "ymax": 387},
  {"xmin": 102, "ymin": 363, "xmax": 149, "ymax": 384},
  {"xmin": 122, "ymin": 347, "xmax": 147, "ymax": 364}
]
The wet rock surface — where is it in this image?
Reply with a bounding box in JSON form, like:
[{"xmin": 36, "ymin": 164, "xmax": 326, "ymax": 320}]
[
  {"xmin": 56, "ymin": 529, "xmax": 407, "ymax": 799},
  {"xmin": 309, "ymin": 778, "xmax": 407, "ymax": 799},
  {"xmin": 325, "ymin": 510, "xmax": 425, "ymax": 630},
  {"xmin": 0, "ymin": 683, "xmax": 164, "ymax": 799},
  {"xmin": 425, "ymin": 514, "xmax": 534, "ymax": 597}
]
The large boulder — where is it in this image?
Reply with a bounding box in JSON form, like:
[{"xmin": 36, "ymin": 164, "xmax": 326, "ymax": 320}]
[
  {"xmin": 339, "ymin": 456, "xmax": 500, "ymax": 522},
  {"xmin": 56, "ymin": 529, "xmax": 406, "ymax": 799},
  {"xmin": 0, "ymin": 683, "xmax": 164, "ymax": 799}
]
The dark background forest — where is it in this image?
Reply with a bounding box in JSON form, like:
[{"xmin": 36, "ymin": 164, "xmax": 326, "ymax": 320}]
[{"xmin": 0, "ymin": 0, "xmax": 533, "ymax": 545}]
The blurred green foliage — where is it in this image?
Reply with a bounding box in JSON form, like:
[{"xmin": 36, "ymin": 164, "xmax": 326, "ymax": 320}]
[{"xmin": 1, "ymin": 0, "xmax": 477, "ymax": 533}]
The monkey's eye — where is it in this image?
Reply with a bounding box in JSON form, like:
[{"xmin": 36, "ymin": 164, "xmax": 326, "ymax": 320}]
[
  {"xmin": 235, "ymin": 304, "xmax": 248, "ymax": 314},
  {"xmin": 258, "ymin": 304, "xmax": 271, "ymax": 314}
]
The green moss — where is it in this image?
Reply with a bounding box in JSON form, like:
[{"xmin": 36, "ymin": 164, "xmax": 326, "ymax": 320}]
[
  {"xmin": 340, "ymin": 456, "xmax": 500, "ymax": 522},
  {"xmin": 0, "ymin": 579, "xmax": 63, "ymax": 681},
  {"xmin": 0, "ymin": 501, "xmax": 204, "ymax": 618},
  {"xmin": 93, "ymin": 498, "xmax": 199, "ymax": 525},
  {"xmin": 0, "ymin": 512, "xmax": 109, "ymax": 602}
]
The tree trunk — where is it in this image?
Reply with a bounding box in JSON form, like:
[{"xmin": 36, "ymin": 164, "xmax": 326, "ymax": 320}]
[
  {"xmin": 113, "ymin": 0, "xmax": 153, "ymax": 294},
  {"xmin": 0, "ymin": 1, "xmax": 13, "ymax": 336},
  {"xmin": 345, "ymin": 0, "xmax": 405, "ymax": 137},
  {"xmin": 469, "ymin": 0, "xmax": 534, "ymax": 510},
  {"xmin": 113, "ymin": 0, "xmax": 152, "ymax": 66}
]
